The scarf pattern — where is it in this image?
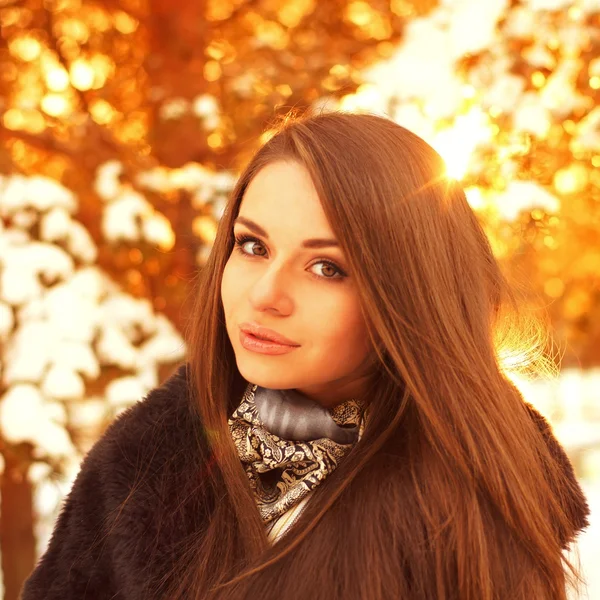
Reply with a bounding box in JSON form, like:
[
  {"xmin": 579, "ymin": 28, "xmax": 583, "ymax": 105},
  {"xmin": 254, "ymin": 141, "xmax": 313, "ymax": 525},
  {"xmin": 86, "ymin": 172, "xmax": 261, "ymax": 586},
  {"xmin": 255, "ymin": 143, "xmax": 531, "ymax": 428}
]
[{"xmin": 228, "ymin": 382, "xmax": 366, "ymax": 524}]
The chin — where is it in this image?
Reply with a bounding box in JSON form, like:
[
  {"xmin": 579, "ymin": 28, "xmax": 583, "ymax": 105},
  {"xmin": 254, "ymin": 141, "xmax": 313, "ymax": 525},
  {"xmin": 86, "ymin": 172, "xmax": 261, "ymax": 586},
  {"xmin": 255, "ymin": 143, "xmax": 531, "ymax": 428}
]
[{"xmin": 236, "ymin": 361, "xmax": 298, "ymax": 391}]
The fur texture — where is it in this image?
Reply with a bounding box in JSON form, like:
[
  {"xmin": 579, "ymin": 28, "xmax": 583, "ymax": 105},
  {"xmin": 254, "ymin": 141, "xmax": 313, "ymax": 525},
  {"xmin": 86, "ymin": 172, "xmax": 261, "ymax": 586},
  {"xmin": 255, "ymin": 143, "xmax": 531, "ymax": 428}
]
[{"xmin": 19, "ymin": 363, "xmax": 590, "ymax": 599}]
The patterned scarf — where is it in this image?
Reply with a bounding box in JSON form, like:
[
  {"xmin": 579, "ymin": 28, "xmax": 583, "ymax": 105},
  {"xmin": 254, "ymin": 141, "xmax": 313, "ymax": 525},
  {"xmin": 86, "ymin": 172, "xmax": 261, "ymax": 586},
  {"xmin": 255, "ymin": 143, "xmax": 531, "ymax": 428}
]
[{"xmin": 228, "ymin": 382, "xmax": 366, "ymax": 524}]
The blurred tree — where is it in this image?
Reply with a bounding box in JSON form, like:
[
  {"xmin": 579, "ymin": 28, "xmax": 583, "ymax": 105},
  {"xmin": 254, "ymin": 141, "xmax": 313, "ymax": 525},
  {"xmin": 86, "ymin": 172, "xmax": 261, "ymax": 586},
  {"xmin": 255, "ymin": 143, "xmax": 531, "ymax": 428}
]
[
  {"xmin": 326, "ymin": 0, "xmax": 600, "ymax": 369},
  {"xmin": 0, "ymin": 0, "xmax": 435, "ymax": 328}
]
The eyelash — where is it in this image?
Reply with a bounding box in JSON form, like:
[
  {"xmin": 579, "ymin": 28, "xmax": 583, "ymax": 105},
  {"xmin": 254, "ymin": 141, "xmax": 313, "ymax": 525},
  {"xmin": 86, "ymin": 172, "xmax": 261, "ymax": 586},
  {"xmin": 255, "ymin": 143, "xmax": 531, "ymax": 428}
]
[{"xmin": 233, "ymin": 234, "xmax": 347, "ymax": 281}]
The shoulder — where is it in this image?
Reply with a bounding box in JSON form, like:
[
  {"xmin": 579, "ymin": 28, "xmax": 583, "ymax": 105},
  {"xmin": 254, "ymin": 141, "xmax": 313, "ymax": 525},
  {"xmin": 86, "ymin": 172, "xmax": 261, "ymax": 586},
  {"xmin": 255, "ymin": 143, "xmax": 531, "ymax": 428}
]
[
  {"xmin": 92, "ymin": 362, "xmax": 195, "ymax": 460},
  {"xmin": 86, "ymin": 361, "xmax": 206, "ymax": 502},
  {"xmin": 103, "ymin": 361, "xmax": 192, "ymax": 441},
  {"xmin": 59, "ymin": 361, "xmax": 203, "ymax": 515},
  {"xmin": 20, "ymin": 363, "xmax": 210, "ymax": 599},
  {"xmin": 523, "ymin": 400, "xmax": 591, "ymax": 547},
  {"xmin": 522, "ymin": 400, "xmax": 576, "ymax": 473}
]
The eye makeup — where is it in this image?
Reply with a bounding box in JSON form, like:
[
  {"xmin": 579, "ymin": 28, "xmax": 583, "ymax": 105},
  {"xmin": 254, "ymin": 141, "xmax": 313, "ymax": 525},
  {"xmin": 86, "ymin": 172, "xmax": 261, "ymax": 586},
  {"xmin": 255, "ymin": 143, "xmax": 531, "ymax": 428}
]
[{"xmin": 232, "ymin": 233, "xmax": 347, "ymax": 282}]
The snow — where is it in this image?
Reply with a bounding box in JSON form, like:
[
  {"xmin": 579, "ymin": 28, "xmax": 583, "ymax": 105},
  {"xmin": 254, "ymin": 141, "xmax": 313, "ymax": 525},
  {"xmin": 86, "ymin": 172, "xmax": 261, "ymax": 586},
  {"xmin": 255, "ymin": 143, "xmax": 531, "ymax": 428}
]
[
  {"xmin": 12, "ymin": 208, "xmax": 38, "ymax": 229},
  {"xmin": 95, "ymin": 166, "xmax": 182, "ymax": 250},
  {"xmin": 134, "ymin": 166, "xmax": 173, "ymax": 192},
  {"xmin": 95, "ymin": 325, "xmax": 140, "ymax": 370},
  {"xmin": 0, "ymin": 172, "xmax": 186, "ymax": 471},
  {"xmin": 540, "ymin": 60, "xmax": 590, "ymax": 117},
  {"xmin": 513, "ymin": 92, "xmax": 553, "ymax": 138},
  {"xmin": 0, "ymin": 169, "xmax": 192, "ymax": 597},
  {"xmin": 32, "ymin": 281, "xmax": 100, "ymax": 342},
  {"xmin": 101, "ymin": 188, "xmax": 151, "ymax": 243},
  {"xmin": 1, "ymin": 260, "xmax": 42, "ymax": 305},
  {"xmin": 93, "ymin": 160, "xmax": 123, "ymax": 200},
  {"xmin": 105, "ymin": 375, "xmax": 149, "ymax": 407},
  {"xmin": 27, "ymin": 461, "xmax": 53, "ymax": 484},
  {"xmin": 0, "ymin": 384, "xmax": 75, "ymax": 456},
  {"xmin": 522, "ymin": 44, "xmax": 556, "ymax": 69},
  {"xmin": 490, "ymin": 181, "xmax": 560, "ymax": 221},
  {"xmin": 526, "ymin": 0, "xmax": 575, "ymax": 10},
  {"xmin": 329, "ymin": 0, "xmax": 600, "ymax": 190},
  {"xmin": 445, "ymin": 0, "xmax": 508, "ymax": 57},
  {"xmin": 0, "ymin": 384, "xmax": 46, "ymax": 443},
  {"xmin": 0, "ymin": 174, "xmax": 77, "ymax": 216},
  {"xmin": 0, "ymin": 242, "xmax": 75, "ymax": 305},
  {"xmin": 573, "ymin": 107, "xmax": 600, "ymax": 152},
  {"xmin": 65, "ymin": 220, "xmax": 98, "ymax": 263},
  {"xmin": 50, "ymin": 340, "xmax": 100, "ymax": 380},
  {"xmin": 41, "ymin": 365, "xmax": 85, "ymax": 400},
  {"xmin": 481, "ymin": 74, "xmax": 526, "ymax": 114},
  {"xmin": 138, "ymin": 314, "xmax": 187, "ymax": 364},
  {"xmin": 0, "ymin": 301, "xmax": 14, "ymax": 340},
  {"xmin": 3, "ymin": 320, "xmax": 55, "ymax": 384},
  {"xmin": 101, "ymin": 293, "xmax": 156, "ymax": 339},
  {"xmin": 141, "ymin": 212, "xmax": 175, "ymax": 249},
  {"xmin": 68, "ymin": 397, "xmax": 108, "ymax": 429},
  {"xmin": 362, "ymin": 0, "xmax": 508, "ymax": 108},
  {"xmin": 69, "ymin": 267, "xmax": 110, "ymax": 302},
  {"xmin": 40, "ymin": 206, "xmax": 72, "ymax": 240},
  {"xmin": 503, "ymin": 6, "xmax": 537, "ymax": 38}
]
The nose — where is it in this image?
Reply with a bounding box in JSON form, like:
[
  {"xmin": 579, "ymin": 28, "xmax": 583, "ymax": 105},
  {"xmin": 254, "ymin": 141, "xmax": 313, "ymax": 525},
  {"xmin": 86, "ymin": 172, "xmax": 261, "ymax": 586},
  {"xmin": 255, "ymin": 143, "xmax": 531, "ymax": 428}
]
[{"xmin": 248, "ymin": 261, "xmax": 293, "ymax": 312}]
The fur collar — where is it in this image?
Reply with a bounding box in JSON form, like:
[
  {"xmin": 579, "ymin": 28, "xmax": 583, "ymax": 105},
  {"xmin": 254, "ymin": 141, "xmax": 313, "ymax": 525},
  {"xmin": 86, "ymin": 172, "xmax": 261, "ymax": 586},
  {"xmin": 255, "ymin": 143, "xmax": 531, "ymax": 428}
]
[
  {"xmin": 22, "ymin": 362, "xmax": 211, "ymax": 599},
  {"xmin": 21, "ymin": 362, "xmax": 591, "ymax": 599}
]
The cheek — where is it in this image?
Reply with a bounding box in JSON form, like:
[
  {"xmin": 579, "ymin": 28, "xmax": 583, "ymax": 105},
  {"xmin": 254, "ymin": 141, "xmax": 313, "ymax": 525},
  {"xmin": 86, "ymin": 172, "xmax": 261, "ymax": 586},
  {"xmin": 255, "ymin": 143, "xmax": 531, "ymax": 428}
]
[
  {"xmin": 313, "ymin": 302, "xmax": 369, "ymax": 350},
  {"xmin": 220, "ymin": 260, "xmax": 236, "ymax": 314}
]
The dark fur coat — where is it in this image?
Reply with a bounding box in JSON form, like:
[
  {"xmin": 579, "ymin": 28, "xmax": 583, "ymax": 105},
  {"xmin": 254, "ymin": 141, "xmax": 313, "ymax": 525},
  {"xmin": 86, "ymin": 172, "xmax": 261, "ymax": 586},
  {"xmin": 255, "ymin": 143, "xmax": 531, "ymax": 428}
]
[{"xmin": 20, "ymin": 362, "xmax": 591, "ymax": 599}]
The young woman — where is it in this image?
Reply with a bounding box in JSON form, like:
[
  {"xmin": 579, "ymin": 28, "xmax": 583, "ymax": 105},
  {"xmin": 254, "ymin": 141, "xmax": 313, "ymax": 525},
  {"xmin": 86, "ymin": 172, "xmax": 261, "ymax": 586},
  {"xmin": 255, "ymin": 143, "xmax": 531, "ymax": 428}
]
[{"xmin": 21, "ymin": 111, "xmax": 590, "ymax": 600}]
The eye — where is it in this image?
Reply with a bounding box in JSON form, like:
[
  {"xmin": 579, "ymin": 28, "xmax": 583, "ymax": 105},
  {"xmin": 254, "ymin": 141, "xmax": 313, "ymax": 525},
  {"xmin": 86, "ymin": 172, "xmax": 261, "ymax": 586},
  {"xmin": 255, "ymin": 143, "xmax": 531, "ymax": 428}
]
[{"xmin": 232, "ymin": 233, "xmax": 347, "ymax": 281}]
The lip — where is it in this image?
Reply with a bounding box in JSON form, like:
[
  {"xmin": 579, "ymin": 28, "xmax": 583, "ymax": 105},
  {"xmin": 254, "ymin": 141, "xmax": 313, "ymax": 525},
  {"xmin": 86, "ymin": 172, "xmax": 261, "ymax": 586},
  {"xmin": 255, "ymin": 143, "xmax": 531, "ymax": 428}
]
[
  {"xmin": 239, "ymin": 322, "xmax": 300, "ymax": 346},
  {"xmin": 239, "ymin": 330, "xmax": 300, "ymax": 355}
]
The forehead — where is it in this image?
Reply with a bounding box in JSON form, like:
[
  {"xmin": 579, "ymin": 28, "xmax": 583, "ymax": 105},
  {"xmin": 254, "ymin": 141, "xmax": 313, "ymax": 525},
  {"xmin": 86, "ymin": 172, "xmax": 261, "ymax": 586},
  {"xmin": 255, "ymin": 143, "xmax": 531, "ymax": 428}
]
[
  {"xmin": 244, "ymin": 161, "xmax": 315, "ymax": 199},
  {"xmin": 239, "ymin": 161, "xmax": 332, "ymax": 233}
]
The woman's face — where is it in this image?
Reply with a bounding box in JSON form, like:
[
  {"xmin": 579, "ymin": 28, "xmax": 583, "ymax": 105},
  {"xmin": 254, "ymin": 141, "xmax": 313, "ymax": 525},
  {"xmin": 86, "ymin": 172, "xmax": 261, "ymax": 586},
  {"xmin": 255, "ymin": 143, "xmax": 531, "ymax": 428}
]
[{"xmin": 221, "ymin": 160, "xmax": 375, "ymax": 409}]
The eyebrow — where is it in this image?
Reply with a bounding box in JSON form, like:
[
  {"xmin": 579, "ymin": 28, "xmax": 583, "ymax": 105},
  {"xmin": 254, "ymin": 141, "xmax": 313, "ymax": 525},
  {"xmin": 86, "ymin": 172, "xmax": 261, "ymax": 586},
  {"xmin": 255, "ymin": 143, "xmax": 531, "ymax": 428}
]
[{"xmin": 233, "ymin": 216, "xmax": 340, "ymax": 249}]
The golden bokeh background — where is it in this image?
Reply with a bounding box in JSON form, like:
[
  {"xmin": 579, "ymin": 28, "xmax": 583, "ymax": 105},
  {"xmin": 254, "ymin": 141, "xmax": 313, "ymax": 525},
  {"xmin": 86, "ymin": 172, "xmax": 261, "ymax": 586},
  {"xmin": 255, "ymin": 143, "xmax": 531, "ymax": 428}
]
[{"xmin": 0, "ymin": 0, "xmax": 599, "ymax": 597}]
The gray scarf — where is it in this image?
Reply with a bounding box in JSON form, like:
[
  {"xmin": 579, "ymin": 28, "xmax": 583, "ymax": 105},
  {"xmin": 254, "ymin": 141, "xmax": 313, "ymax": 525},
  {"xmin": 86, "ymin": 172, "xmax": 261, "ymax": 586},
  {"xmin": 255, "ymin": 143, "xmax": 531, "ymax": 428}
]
[{"xmin": 228, "ymin": 382, "xmax": 366, "ymax": 524}]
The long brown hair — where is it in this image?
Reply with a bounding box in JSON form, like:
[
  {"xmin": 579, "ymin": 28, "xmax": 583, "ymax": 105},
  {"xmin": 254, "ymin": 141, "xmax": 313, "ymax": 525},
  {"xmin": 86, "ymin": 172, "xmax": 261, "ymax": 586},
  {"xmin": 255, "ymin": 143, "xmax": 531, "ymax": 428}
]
[{"xmin": 169, "ymin": 111, "xmax": 588, "ymax": 599}]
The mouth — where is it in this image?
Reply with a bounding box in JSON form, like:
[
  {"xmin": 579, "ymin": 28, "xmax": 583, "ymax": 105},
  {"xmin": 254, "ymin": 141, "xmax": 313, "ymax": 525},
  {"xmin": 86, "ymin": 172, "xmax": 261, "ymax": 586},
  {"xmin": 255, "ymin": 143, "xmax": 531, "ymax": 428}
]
[
  {"xmin": 248, "ymin": 332, "xmax": 276, "ymax": 343},
  {"xmin": 239, "ymin": 322, "xmax": 300, "ymax": 347},
  {"xmin": 239, "ymin": 329, "xmax": 300, "ymax": 355}
]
